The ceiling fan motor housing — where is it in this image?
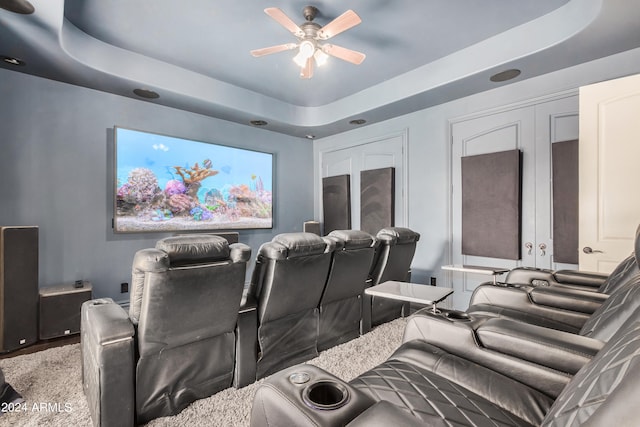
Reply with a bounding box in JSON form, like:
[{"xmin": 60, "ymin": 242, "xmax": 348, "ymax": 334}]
[{"xmin": 303, "ymin": 5, "xmax": 318, "ymax": 22}]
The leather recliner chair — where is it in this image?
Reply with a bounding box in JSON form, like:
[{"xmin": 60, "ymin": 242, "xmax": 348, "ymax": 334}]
[
  {"xmin": 249, "ymin": 306, "xmax": 640, "ymax": 427},
  {"xmin": 319, "ymin": 230, "xmax": 376, "ymax": 351},
  {"xmin": 243, "ymin": 232, "xmax": 335, "ymax": 380},
  {"xmin": 466, "ymin": 272, "xmax": 640, "ymax": 342},
  {"xmin": 364, "ymin": 227, "xmax": 420, "ymax": 330},
  {"xmin": 81, "ymin": 234, "xmax": 251, "ymax": 426},
  {"xmin": 466, "ymin": 227, "xmax": 640, "ymax": 336}
]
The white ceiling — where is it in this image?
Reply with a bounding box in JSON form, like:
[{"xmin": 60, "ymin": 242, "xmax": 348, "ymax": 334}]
[{"xmin": 1, "ymin": 0, "xmax": 640, "ymax": 138}]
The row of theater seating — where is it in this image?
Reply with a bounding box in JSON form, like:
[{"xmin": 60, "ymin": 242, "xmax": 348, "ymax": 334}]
[
  {"xmin": 250, "ymin": 225, "xmax": 640, "ymax": 426},
  {"xmin": 80, "ymin": 227, "xmax": 421, "ymax": 426}
]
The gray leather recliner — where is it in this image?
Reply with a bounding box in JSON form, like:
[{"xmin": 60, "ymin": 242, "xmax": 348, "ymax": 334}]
[
  {"xmin": 364, "ymin": 227, "xmax": 420, "ymax": 330},
  {"xmin": 319, "ymin": 230, "xmax": 376, "ymax": 351},
  {"xmin": 244, "ymin": 232, "xmax": 335, "ymax": 379},
  {"xmin": 81, "ymin": 234, "xmax": 251, "ymax": 426},
  {"xmin": 249, "ymin": 306, "xmax": 640, "ymax": 427},
  {"xmin": 466, "ymin": 227, "xmax": 640, "ymax": 336}
]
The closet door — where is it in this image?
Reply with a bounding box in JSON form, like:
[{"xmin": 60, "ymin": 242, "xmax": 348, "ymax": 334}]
[
  {"xmin": 535, "ymin": 96, "xmax": 580, "ymax": 270},
  {"xmin": 320, "ymin": 133, "xmax": 407, "ymax": 232},
  {"xmin": 450, "ymin": 107, "xmax": 536, "ymax": 309},
  {"xmin": 450, "ymin": 96, "xmax": 578, "ymax": 310}
]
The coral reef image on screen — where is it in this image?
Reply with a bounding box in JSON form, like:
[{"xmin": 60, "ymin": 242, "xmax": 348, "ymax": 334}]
[{"xmin": 114, "ymin": 127, "xmax": 273, "ymax": 232}]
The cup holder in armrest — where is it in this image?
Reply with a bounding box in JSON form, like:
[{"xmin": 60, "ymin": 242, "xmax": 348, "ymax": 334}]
[
  {"xmin": 303, "ymin": 381, "xmax": 350, "ymax": 410},
  {"xmin": 444, "ymin": 311, "xmax": 471, "ymax": 321}
]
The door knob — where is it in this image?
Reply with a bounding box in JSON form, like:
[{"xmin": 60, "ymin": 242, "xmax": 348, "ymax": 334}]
[
  {"xmin": 539, "ymin": 243, "xmax": 547, "ymax": 256},
  {"xmin": 583, "ymin": 247, "xmax": 603, "ymax": 254},
  {"xmin": 525, "ymin": 242, "xmax": 533, "ymax": 255}
]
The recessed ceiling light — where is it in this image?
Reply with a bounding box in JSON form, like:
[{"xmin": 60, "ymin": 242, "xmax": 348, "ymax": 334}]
[
  {"xmin": 305, "ymin": 134, "xmax": 315, "ymax": 139},
  {"xmin": 349, "ymin": 119, "xmax": 366, "ymax": 125},
  {"xmin": 133, "ymin": 88, "xmax": 159, "ymax": 99},
  {"xmin": 250, "ymin": 120, "xmax": 268, "ymax": 126},
  {"xmin": 0, "ymin": 0, "xmax": 35, "ymax": 14},
  {"xmin": 490, "ymin": 69, "xmax": 521, "ymax": 83},
  {"xmin": 1, "ymin": 56, "xmax": 25, "ymax": 66}
]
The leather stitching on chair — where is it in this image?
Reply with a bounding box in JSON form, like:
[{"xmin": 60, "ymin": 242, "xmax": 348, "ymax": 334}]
[
  {"xmin": 351, "ymin": 360, "xmax": 531, "ymax": 426},
  {"xmin": 580, "ymin": 278, "xmax": 640, "ymax": 340},
  {"xmin": 543, "ymin": 321, "xmax": 640, "ymax": 426},
  {"xmin": 599, "ymin": 254, "xmax": 638, "ymax": 294}
]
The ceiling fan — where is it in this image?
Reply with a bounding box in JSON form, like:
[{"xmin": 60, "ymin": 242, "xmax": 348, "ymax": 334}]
[{"xmin": 251, "ymin": 5, "xmax": 366, "ymax": 79}]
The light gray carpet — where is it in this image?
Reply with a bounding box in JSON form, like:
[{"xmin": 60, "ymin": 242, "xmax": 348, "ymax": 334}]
[{"xmin": 0, "ymin": 318, "xmax": 406, "ymax": 426}]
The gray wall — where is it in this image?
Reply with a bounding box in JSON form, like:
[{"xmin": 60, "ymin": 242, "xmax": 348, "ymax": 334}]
[
  {"xmin": 0, "ymin": 69, "xmax": 314, "ymax": 302},
  {"xmin": 314, "ymin": 47, "xmax": 640, "ymax": 292}
]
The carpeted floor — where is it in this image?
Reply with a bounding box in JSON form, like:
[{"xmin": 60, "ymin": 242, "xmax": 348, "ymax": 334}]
[{"xmin": 0, "ymin": 318, "xmax": 406, "ymax": 426}]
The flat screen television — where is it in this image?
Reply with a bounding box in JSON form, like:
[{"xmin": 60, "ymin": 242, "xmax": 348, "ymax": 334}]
[{"xmin": 114, "ymin": 126, "xmax": 273, "ymax": 233}]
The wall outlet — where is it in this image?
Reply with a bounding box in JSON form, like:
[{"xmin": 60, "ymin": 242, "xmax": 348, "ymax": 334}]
[
  {"xmin": 120, "ymin": 282, "xmax": 129, "ymax": 293},
  {"xmin": 430, "ymin": 277, "xmax": 437, "ymax": 286}
]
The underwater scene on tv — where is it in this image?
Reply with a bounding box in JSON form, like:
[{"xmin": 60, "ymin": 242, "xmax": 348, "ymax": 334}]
[{"xmin": 114, "ymin": 127, "xmax": 273, "ymax": 232}]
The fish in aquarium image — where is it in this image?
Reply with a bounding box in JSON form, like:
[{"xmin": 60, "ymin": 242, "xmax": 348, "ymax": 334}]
[{"xmin": 114, "ymin": 127, "xmax": 273, "ymax": 232}]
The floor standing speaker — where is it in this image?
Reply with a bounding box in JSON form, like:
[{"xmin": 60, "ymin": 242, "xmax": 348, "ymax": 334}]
[{"xmin": 0, "ymin": 226, "xmax": 39, "ymax": 352}]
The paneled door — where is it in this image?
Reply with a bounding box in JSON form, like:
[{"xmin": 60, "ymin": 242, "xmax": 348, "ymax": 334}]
[
  {"xmin": 320, "ymin": 132, "xmax": 407, "ymax": 232},
  {"xmin": 579, "ymin": 73, "xmax": 640, "ymax": 272},
  {"xmin": 450, "ymin": 95, "xmax": 578, "ymax": 309}
]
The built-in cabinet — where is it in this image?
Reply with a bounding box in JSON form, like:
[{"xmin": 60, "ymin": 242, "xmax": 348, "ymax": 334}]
[{"xmin": 449, "ymin": 94, "xmax": 579, "ymax": 309}]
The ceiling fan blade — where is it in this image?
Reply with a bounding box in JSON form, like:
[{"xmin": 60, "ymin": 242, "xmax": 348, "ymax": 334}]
[
  {"xmin": 300, "ymin": 57, "xmax": 314, "ymax": 79},
  {"xmin": 322, "ymin": 44, "xmax": 366, "ymax": 65},
  {"xmin": 317, "ymin": 10, "xmax": 362, "ymax": 40},
  {"xmin": 251, "ymin": 43, "xmax": 297, "ymax": 57},
  {"xmin": 264, "ymin": 8, "xmax": 304, "ymax": 38}
]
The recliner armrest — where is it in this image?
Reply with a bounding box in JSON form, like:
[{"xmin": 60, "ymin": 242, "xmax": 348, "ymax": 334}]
[
  {"xmin": 81, "ymin": 298, "xmax": 135, "ymax": 427},
  {"xmin": 505, "ymin": 267, "xmax": 555, "ymax": 286},
  {"xmin": 235, "ymin": 291, "xmax": 258, "ymax": 387},
  {"xmin": 402, "ymin": 309, "xmax": 574, "ymax": 398},
  {"xmin": 554, "ymin": 270, "xmax": 608, "ymax": 288},
  {"xmin": 529, "ymin": 287, "xmax": 608, "ymax": 314},
  {"xmin": 250, "ymin": 364, "xmax": 375, "ymax": 427},
  {"xmin": 82, "ymin": 298, "xmax": 135, "ymax": 344},
  {"xmin": 470, "ymin": 285, "xmax": 591, "ymax": 330},
  {"xmin": 476, "ymin": 318, "xmax": 603, "ymax": 375}
]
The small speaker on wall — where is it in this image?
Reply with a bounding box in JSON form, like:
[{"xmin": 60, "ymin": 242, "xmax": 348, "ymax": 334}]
[
  {"xmin": 303, "ymin": 221, "xmax": 321, "ymax": 236},
  {"xmin": 39, "ymin": 282, "xmax": 93, "ymax": 340}
]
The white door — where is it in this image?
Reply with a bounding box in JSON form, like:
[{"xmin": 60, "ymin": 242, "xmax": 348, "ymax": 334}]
[
  {"xmin": 450, "ymin": 96, "xmax": 579, "ymax": 309},
  {"xmin": 320, "ymin": 133, "xmax": 407, "ymax": 231},
  {"xmin": 450, "ymin": 107, "xmax": 536, "ymax": 309},
  {"xmin": 579, "ymin": 73, "xmax": 640, "ymax": 272}
]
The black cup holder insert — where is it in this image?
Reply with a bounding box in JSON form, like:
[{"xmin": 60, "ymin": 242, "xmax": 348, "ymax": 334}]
[
  {"xmin": 302, "ymin": 381, "xmax": 350, "ymax": 410},
  {"xmin": 444, "ymin": 311, "xmax": 471, "ymax": 321}
]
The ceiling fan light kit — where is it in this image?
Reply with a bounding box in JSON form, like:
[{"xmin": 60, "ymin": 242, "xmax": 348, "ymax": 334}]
[{"xmin": 251, "ymin": 5, "xmax": 366, "ymax": 79}]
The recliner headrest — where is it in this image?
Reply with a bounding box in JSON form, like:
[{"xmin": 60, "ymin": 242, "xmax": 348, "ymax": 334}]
[
  {"xmin": 376, "ymin": 227, "xmax": 420, "ymax": 245},
  {"xmin": 155, "ymin": 234, "xmax": 230, "ymax": 266},
  {"xmin": 260, "ymin": 232, "xmax": 331, "ymax": 260},
  {"xmin": 328, "ymin": 229, "xmax": 375, "ymax": 250}
]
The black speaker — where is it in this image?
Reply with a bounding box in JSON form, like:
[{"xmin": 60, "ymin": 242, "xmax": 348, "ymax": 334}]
[
  {"xmin": 39, "ymin": 282, "xmax": 92, "ymax": 339},
  {"xmin": 303, "ymin": 221, "xmax": 321, "ymax": 236},
  {"xmin": 0, "ymin": 226, "xmax": 39, "ymax": 352}
]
